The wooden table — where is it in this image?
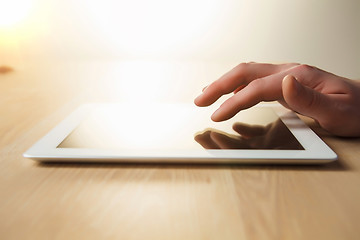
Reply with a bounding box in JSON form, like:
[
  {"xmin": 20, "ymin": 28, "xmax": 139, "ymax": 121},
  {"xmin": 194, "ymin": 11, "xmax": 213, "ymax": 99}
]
[{"xmin": 1, "ymin": 60, "xmax": 360, "ymax": 240}]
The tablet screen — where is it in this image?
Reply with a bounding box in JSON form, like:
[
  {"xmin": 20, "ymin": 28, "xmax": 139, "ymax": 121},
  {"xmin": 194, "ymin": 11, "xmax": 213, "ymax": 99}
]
[{"xmin": 58, "ymin": 104, "xmax": 304, "ymax": 150}]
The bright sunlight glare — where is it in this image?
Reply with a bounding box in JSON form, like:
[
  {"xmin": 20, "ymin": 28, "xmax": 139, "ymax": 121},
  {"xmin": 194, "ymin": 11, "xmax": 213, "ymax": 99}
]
[
  {"xmin": 85, "ymin": 0, "xmax": 223, "ymax": 56},
  {"xmin": 0, "ymin": 0, "xmax": 33, "ymax": 28},
  {"xmin": 112, "ymin": 61, "xmax": 176, "ymax": 103}
]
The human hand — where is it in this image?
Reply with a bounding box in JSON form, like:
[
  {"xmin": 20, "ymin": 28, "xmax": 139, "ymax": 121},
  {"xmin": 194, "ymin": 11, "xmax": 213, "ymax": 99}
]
[
  {"xmin": 194, "ymin": 63, "xmax": 360, "ymax": 137},
  {"xmin": 194, "ymin": 119, "xmax": 303, "ymax": 150}
]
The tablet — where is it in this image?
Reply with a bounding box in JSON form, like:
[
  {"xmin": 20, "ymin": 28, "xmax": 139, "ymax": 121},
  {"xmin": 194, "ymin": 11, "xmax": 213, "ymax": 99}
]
[{"xmin": 23, "ymin": 103, "xmax": 337, "ymax": 164}]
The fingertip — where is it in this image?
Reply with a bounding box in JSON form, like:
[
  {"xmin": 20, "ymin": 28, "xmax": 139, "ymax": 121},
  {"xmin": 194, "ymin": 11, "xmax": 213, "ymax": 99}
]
[
  {"xmin": 282, "ymin": 74, "xmax": 297, "ymax": 91},
  {"xmin": 282, "ymin": 74, "xmax": 330, "ymax": 123},
  {"xmin": 211, "ymin": 108, "xmax": 234, "ymax": 122},
  {"xmin": 194, "ymin": 85, "xmax": 210, "ymax": 106},
  {"xmin": 283, "ymin": 74, "xmax": 296, "ymax": 82},
  {"xmin": 211, "ymin": 114, "xmax": 221, "ymax": 122},
  {"xmin": 194, "ymin": 95, "xmax": 202, "ymax": 106},
  {"xmin": 194, "ymin": 93, "xmax": 207, "ymax": 106},
  {"xmin": 282, "ymin": 75, "xmax": 308, "ymax": 117},
  {"xmin": 211, "ymin": 109, "xmax": 223, "ymax": 122},
  {"xmin": 282, "ymin": 75, "xmax": 302, "ymax": 101}
]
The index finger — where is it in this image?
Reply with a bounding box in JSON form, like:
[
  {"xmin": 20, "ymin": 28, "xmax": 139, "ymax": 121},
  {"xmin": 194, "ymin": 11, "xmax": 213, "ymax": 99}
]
[{"xmin": 194, "ymin": 62, "xmax": 297, "ymax": 107}]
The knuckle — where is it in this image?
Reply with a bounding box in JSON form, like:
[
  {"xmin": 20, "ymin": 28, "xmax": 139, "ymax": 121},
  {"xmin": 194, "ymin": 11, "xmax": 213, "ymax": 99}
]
[
  {"xmin": 210, "ymin": 81, "xmax": 225, "ymax": 91},
  {"xmin": 248, "ymin": 78, "xmax": 263, "ymax": 88},
  {"xmin": 211, "ymin": 80, "xmax": 231, "ymax": 93},
  {"xmin": 296, "ymin": 64, "xmax": 315, "ymax": 73},
  {"xmin": 234, "ymin": 62, "xmax": 250, "ymax": 73},
  {"xmin": 236, "ymin": 62, "xmax": 249, "ymax": 68},
  {"xmin": 247, "ymin": 79, "xmax": 264, "ymax": 97},
  {"xmin": 287, "ymin": 62, "xmax": 300, "ymax": 68}
]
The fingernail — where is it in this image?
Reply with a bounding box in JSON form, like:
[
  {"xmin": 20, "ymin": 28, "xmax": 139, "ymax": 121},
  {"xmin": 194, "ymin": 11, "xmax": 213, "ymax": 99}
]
[
  {"xmin": 194, "ymin": 93, "xmax": 204, "ymax": 106},
  {"xmin": 289, "ymin": 75, "xmax": 301, "ymax": 92},
  {"xmin": 284, "ymin": 75, "xmax": 297, "ymax": 83},
  {"xmin": 283, "ymin": 75, "xmax": 303, "ymax": 98},
  {"xmin": 211, "ymin": 108, "xmax": 221, "ymax": 121},
  {"xmin": 195, "ymin": 93, "xmax": 203, "ymax": 100}
]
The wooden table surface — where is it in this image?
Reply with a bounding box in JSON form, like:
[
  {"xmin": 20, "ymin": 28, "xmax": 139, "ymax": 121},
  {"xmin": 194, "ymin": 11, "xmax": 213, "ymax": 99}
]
[{"xmin": 1, "ymin": 60, "xmax": 360, "ymax": 240}]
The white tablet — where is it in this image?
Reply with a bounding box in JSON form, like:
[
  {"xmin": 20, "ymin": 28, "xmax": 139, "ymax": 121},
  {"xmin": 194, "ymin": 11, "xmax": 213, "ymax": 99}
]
[{"xmin": 24, "ymin": 103, "xmax": 337, "ymax": 164}]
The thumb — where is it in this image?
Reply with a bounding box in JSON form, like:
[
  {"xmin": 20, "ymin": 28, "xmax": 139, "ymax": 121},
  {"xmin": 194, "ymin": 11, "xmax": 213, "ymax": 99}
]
[{"xmin": 282, "ymin": 75, "xmax": 333, "ymax": 123}]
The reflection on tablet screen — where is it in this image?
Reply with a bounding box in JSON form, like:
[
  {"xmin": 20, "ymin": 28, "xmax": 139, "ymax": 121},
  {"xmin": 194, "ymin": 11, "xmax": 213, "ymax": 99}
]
[
  {"xmin": 195, "ymin": 119, "xmax": 303, "ymax": 150},
  {"xmin": 58, "ymin": 105, "xmax": 304, "ymax": 150}
]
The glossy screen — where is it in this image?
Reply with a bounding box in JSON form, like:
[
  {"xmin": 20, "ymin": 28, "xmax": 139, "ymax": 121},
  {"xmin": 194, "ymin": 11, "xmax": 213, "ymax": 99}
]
[{"xmin": 58, "ymin": 104, "xmax": 304, "ymax": 150}]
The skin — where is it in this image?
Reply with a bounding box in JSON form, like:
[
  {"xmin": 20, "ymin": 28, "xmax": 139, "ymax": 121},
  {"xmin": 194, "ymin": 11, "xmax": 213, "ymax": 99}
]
[{"xmin": 194, "ymin": 62, "xmax": 360, "ymax": 137}]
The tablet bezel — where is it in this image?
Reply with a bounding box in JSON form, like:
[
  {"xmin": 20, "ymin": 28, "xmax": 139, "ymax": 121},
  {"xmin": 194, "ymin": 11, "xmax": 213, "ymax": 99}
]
[{"xmin": 23, "ymin": 103, "xmax": 338, "ymax": 164}]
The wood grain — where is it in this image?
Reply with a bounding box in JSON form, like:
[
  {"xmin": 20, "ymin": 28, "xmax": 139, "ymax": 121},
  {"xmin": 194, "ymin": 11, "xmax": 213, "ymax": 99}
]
[{"xmin": 1, "ymin": 61, "xmax": 360, "ymax": 240}]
